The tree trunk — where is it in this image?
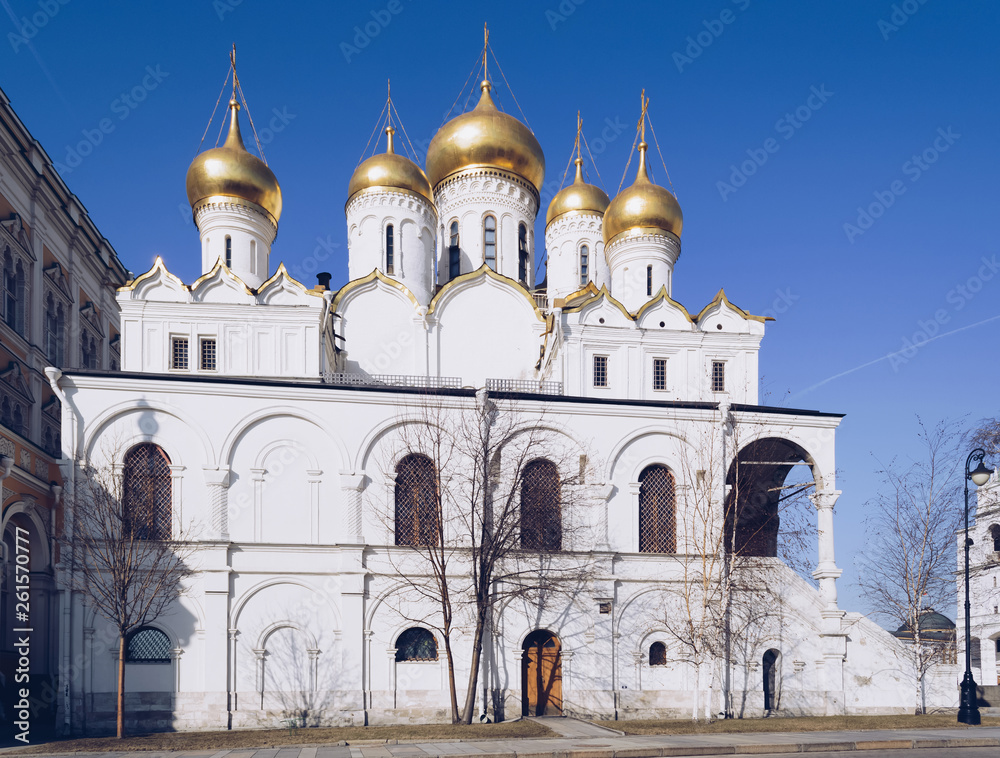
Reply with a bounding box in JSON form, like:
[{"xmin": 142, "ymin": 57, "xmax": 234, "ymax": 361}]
[
  {"xmin": 117, "ymin": 634, "xmax": 126, "ymax": 738},
  {"xmin": 691, "ymin": 659, "xmax": 701, "ymax": 721},
  {"xmin": 441, "ymin": 634, "xmax": 460, "ymax": 723},
  {"xmin": 460, "ymin": 609, "xmax": 488, "ymax": 724}
]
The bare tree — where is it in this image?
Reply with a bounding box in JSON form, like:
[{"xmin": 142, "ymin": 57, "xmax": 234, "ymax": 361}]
[
  {"xmin": 971, "ymin": 416, "xmax": 1000, "ymax": 459},
  {"xmin": 60, "ymin": 443, "xmax": 195, "ymax": 738},
  {"xmin": 375, "ymin": 390, "xmax": 593, "ymax": 723},
  {"xmin": 658, "ymin": 404, "xmax": 816, "ymax": 720},
  {"xmin": 855, "ymin": 418, "xmax": 963, "ymax": 714}
]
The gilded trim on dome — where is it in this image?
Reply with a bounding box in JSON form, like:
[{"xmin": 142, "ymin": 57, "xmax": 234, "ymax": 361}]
[{"xmin": 193, "ymin": 195, "xmax": 278, "ymax": 229}]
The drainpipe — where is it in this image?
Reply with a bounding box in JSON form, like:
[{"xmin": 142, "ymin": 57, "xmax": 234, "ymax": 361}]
[{"xmin": 45, "ymin": 367, "xmax": 76, "ymax": 735}]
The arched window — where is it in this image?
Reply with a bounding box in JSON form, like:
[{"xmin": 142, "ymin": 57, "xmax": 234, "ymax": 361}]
[
  {"xmin": 11, "ymin": 404, "xmax": 23, "ymax": 437},
  {"xmin": 483, "ymin": 215, "xmax": 497, "ymax": 270},
  {"xmin": 395, "ymin": 627, "xmax": 437, "ymax": 661},
  {"xmin": 385, "ymin": 224, "xmax": 395, "ymax": 274},
  {"xmin": 649, "ymin": 641, "xmax": 667, "ymax": 666},
  {"xmin": 990, "ymin": 524, "xmax": 1000, "ymax": 552},
  {"xmin": 646, "ymin": 265, "xmax": 653, "ymax": 297},
  {"xmin": 449, "ymin": 221, "xmax": 461, "ymax": 280},
  {"xmin": 123, "ymin": 443, "xmax": 172, "ymax": 540},
  {"xmin": 3, "ymin": 249, "xmax": 25, "ymax": 336},
  {"xmin": 250, "ymin": 239, "xmax": 257, "ymax": 273},
  {"xmin": 394, "ymin": 454, "xmax": 439, "ymax": 546},
  {"xmin": 44, "ymin": 293, "xmax": 65, "ymax": 365},
  {"xmin": 81, "ymin": 331, "xmax": 99, "ymax": 370},
  {"xmin": 639, "ymin": 464, "xmax": 676, "ymax": 553},
  {"xmin": 126, "ymin": 626, "xmax": 171, "ymax": 663},
  {"xmin": 580, "ymin": 245, "xmax": 589, "ymax": 286},
  {"xmin": 518, "ymin": 223, "xmax": 529, "ymax": 283},
  {"xmin": 520, "ymin": 459, "xmax": 561, "ymax": 551},
  {"xmin": 225, "ymin": 236, "xmax": 232, "ymax": 268}
]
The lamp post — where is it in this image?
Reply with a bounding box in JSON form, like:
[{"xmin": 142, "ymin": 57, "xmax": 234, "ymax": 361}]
[{"xmin": 958, "ymin": 447, "xmax": 992, "ymax": 725}]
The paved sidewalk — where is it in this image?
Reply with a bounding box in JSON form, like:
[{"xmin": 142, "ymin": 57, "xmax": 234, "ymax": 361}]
[{"xmin": 15, "ymin": 723, "xmax": 1000, "ymax": 757}]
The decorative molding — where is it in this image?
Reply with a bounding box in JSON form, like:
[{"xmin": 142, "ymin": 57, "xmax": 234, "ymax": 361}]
[{"xmin": 18, "ymin": 448, "xmax": 30, "ymax": 470}]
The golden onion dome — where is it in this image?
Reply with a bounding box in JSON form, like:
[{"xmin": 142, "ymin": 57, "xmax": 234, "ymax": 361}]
[
  {"xmin": 546, "ymin": 157, "xmax": 610, "ymax": 227},
  {"xmin": 426, "ymin": 81, "xmax": 545, "ymax": 193},
  {"xmin": 185, "ymin": 97, "xmax": 282, "ymax": 226},
  {"xmin": 602, "ymin": 142, "xmax": 682, "ymax": 245},
  {"xmin": 347, "ymin": 126, "xmax": 433, "ymax": 206}
]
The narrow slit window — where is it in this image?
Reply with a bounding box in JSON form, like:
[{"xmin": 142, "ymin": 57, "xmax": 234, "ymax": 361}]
[
  {"xmin": 712, "ymin": 360, "xmax": 726, "ymax": 393},
  {"xmin": 386, "ymin": 224, "xmax": 395, "ymax": 275},
  {"xmin": 580, "ymin": 245, "xmax": 589, "ymax": 286},
  {"xmin": 171, "ymin": 337, "xmax": 189, "ymax": 370},
  {"xmin": 647, "ymin": 265, "xmax": 653, "ymax": 297},
  {"xmin": 653, "ymin": 358, "xmax": 667, "ymax": 391},
  {"xmin": 593, "ymin": 355, "xmax": 608, "ymax": 388},
  {"xmin": 483, "ymin": 215, "xmax": 496, "ymax": 270},
  {"xmin": 449, "ymin": 221, "xmax": 460, "ymax": 280},
  {"xmin": 518, "ymin": 223, "xmax": 529, "ymax": 283},
  {"xmin": 200, "ymin": 338, "xmax": 217, "ymax": 371},
  {"xmin": 225, "ymin": 236, "xmax": 232, "ymax": 268}
]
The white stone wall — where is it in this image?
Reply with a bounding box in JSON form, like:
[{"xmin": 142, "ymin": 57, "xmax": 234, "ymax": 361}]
[
  {"xmin": 434, "ymin": 170, "xmax": 538, "ymax": 287},
  {"xmin": 544, "ymin": 213, "xmax": 608, "ymax": 304},
  {"xmin": 606, "ymin": 232, "xmax": 681, "ymax": 311},
  {"xmin": 195, "ymin": 201, "xmax": 276, "ymax": 289},
  {"xmin": 346, "ymin": 190, "xmax": 437, "ymax": 305}
]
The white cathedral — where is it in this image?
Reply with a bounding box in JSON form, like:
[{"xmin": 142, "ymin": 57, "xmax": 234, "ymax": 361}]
[{"xmin": 48, "ymin": 67, "xmax": 963, "ymax": 734}]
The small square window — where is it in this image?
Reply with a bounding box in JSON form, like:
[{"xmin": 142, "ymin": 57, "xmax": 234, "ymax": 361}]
[
  {"xmin": 653, "ymin": 358, "xmax": 667, "ymax": 391},
  {"xmin": 200, "ymin": 338, "xmax": 217, "ymax": 371},
  {"xmin": 171, "ymin": 337, "xmax": 189, "ymax": 370},
  {"xmin": 599, "ymin": 602, "xmax": 612, "ymax": 615},
  {"xmin": 593, "ymin": 355, "xmax": 608, "ymax": 388},
  {"xmin": 711, "ymin": 361, "xmax": 726, "ymax": 393}
]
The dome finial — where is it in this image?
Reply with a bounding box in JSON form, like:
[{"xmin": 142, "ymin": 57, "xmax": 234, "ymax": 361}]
[
  {"xmin": 385, "ymin": 125, "xmax": 395, "ymax": 155},
  {"xmin": 223, "ymin": 95, "xmax": 245, "ymax": 151},
  {"xmin": 483, "ymin": 22, "xmax": 489, "ymax": 84}
]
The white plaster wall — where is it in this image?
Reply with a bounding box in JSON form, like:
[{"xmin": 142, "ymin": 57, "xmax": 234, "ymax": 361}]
[
  {"xmin": 606, "ymin": 232, "xmax": 680, "ymax": 312},
  {"xmin": 544, "ymin": 213, "xmax": 606, "ymax": 303},
  {"xmin": 195, "ymin": 202, "xmax": 275, "ymax": 288}
]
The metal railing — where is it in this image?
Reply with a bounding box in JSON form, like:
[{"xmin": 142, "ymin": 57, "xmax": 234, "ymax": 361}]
[
  {"xmin": 485, "ymin": 378, "xmax": 564, "ymax": 396},
  {"xmin": 532, "ymin": 292, "xmax": 549, "ymax": 311},
  {"xmin": 322, "ymin": 372, "xmax": 462, "ymax": 390}
]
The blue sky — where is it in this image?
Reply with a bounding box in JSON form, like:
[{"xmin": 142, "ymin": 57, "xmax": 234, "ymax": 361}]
[{"xmin": 2, "ymin": 0, "xmax": 998, "ymax": 617}]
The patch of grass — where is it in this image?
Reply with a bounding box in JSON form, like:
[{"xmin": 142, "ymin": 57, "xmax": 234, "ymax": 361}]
[
  {"xmin": 10, "ymin": 720, "xmax": 554, "ymax": 754},
  {"xmin": 595, "ymin": 713, "xmax": 1000, "ymax": 735}
]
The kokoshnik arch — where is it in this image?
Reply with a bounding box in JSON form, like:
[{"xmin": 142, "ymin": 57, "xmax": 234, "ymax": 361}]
[{"xmin": 43, "ymin": 46, "xmax": 969, "ymax": 732}]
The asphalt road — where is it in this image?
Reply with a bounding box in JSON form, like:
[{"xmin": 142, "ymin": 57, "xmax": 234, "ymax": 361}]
[{"xmin": 744, "ymin": 750, "xmax": 1000, "ymax": 758}]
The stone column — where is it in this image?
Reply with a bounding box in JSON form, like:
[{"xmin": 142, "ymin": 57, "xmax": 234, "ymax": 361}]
[
  {"xmin": 339, "ymin": 472, "xmax": 365, "ymax": 544},
  {"xmin": 628, "ymin": 481, "xmax": 642, "ymax": 552},
  {"xmin": 595, "ymin": 483, "xmax": 614, "ymax": 551},
  {"xmin": 307, "ymin": 469, "xmax": 322, "ymax": 544},
  {"xmin": 202, "ymin": 467, "xmax": 231, "ymax": 540},
  {"xmin": 170, "ymin": 648, "xmax": 184, "ymax": 693},
  {"xmin": 810, "ymin": 490, "xmax": 843, "ymax": 617}
]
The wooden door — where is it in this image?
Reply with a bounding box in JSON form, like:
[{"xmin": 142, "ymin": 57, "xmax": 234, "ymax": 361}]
[{"xmin": 522, "ymin": 630, "xmax": 562, "ymax": 716}]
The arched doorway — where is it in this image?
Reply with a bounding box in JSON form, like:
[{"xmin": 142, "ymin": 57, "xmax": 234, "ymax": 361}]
[
  {"xmin": 762, "ymin": 648, "xmax": 780, "ymax": 712},
  {"xmin": 521, "ymin": 630, "xmax": 562, "ymax": 716}
]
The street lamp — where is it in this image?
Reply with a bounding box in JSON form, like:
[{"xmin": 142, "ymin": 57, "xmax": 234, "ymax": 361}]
[{"xmin": 958, "ymin": 447, "xmax": 992, "ymax": 725}]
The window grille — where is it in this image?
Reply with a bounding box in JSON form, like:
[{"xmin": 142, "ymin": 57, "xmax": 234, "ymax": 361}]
[
  {"xmin": 647, "ymin": 265, "xmax": 653, "ymax": 297},
  {"xmin": 520, "ymin": 459, "xmax": 561, "ymax": 551},
  {"xmin": 200, "ymin": 338, "xmax": 217, "ymax": 371},
  {"xmin": 395, "ymin": 627, "xmax": 437, "ymax": 661},
  {"xmin": 649, "ymin": 641, "xmax": 667, "ymax": 666},
  {"xmin": 225, "ymin": 236, "xmax": 232, "ymax": 268},
  {"xmin": 638, "ymin": 464, "xmax": 676, "ymax": 553},
  {"xmin": 653, "ymin": 358, "xmax": 667, "ymax": 391},
  {"xmin": 484, "ymin": 215, "xmax": 496, "ymax": 270},
  {"xmin": 126, "ymin": 626, "xmax": 171, "ymax": 663},
  {"xmin": 123, "ymin": 443, "xmax": 172, "ymax": 540},
  {"xmin": 394, "ymin": 454, "xmax": 439, "ymax": 546},
  {"xmin": 518, "ymin": 223, "xmax": 529, "ymax": 283},
  {"xmin": 711, "ymin": 360, "xmax": 726, "ymax": 392},
  {"xmin": 449, "ymin": 221, "xmax": 460, "ymax": 280},
  {"xmin": 386, "ymin": 224, "xmax": 395, "ymax": 274},
  {"xmin": 593, "ymin": 355, "xmax": 608, "ymax": 388},
  {"xmin": 171, "ymin": 337, "xmax": 189, "ymax": 370},
  {"xmin": 580, "ymin": 245, "xmax": 589, "ymax": 286}
]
